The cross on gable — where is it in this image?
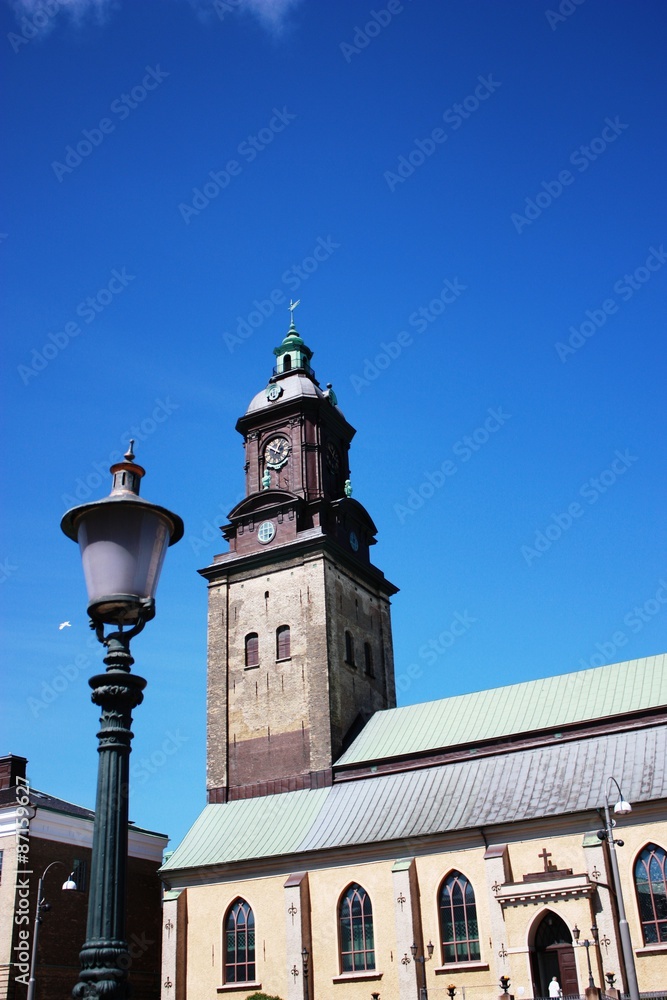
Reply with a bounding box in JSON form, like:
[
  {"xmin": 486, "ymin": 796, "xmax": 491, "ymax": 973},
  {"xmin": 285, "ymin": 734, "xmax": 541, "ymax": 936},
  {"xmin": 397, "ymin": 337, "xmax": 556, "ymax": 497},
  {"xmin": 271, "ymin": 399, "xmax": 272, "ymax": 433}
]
[{"xmin": 539, "ymin": 847, "xmax": 557, "ymax": 872}]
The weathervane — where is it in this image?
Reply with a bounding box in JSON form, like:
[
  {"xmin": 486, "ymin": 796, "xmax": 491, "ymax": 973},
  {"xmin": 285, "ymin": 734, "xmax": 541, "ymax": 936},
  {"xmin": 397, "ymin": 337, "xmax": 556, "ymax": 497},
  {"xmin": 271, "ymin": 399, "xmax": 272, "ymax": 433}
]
[{"xmin": 288, "ymin": 298, "xmax": 300, "ymax": 325}]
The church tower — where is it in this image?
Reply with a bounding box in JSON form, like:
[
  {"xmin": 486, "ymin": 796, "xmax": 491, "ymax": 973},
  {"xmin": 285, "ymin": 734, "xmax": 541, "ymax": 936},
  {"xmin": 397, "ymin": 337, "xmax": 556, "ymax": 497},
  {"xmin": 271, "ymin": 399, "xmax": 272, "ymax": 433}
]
[{"xmin": 202, "ymin": 307, "xmax": 398, "ymax": 802}]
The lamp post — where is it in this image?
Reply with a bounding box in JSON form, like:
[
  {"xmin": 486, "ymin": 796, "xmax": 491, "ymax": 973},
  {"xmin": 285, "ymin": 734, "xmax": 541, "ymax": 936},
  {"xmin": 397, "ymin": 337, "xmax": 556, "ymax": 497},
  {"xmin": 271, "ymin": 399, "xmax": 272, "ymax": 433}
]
[
  {"xmin": 26, "ymin": 861, "xmax": 77, "ymax": 1000},
  {"xmin": 410, "ymin": 941, "xmax": 434, "ymax": 1000},
  {"xmin": 61, "ymin": 444, "xmax": 182, "ymax": 1000},
  {"xmin": 596, "ymin": 777, "xmax": 640, "ymax": 1000},
  {"xmin": 572, "ymin": 925, "xmax": 599, "ymax": 989}
]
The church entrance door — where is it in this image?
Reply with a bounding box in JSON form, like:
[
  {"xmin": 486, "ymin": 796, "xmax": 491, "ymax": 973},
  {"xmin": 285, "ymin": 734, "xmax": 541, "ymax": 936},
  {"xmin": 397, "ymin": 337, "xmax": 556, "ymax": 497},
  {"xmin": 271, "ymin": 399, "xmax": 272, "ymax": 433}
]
[{"xmin": 530, "ymin": 912, "xmax": 578, "ymax": 996}]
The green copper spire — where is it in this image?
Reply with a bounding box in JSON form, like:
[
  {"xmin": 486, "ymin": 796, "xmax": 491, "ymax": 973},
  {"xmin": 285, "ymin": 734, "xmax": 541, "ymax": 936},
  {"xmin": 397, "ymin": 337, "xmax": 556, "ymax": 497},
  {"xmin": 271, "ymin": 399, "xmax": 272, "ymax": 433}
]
[{"xmin": 273, "ymin": 299, "xmax": 315, "ymax": 376}]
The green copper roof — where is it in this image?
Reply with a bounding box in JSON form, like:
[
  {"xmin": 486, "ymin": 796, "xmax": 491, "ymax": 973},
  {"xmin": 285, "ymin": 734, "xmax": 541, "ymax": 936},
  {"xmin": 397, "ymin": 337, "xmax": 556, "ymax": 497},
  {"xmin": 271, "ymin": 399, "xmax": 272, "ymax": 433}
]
[
  {"xmin": 162, "ymin": 725, "xmax": 667, "ymax": 873},
  {"xmin": 273, "ymin": 319, "xmax": 313, "ymax": 358},
  {"xmin": 161, "ymin": 787, "xmax": 330, "ymax": 871},
  {"xmin": 337, "ymin": 654, "xmax": 667, "ymax": 766}
]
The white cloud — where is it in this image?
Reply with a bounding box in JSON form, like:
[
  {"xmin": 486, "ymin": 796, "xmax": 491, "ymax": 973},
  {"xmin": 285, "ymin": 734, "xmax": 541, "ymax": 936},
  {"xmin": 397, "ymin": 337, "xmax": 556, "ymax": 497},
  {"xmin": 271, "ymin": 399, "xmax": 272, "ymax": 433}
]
[
  {"xmin": 242, "ymin": 0, "xmax": 303, "ymax": 32},
  {"xmin": 186, "ymin": 0, "xmax": 304, "ymax": 35},
  {"xmin": 7, "ymin": 0, "xmax": 303, "ymax": 35}
]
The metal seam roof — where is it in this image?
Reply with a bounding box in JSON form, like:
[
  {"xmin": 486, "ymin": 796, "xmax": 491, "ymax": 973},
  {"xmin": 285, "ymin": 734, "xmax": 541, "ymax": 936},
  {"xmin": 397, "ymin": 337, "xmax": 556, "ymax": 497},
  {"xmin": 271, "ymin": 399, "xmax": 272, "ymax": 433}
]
[
  {"xmin": 336, "ymin": 654, "xmax": 667, "ymax": 766},
  {"xmin": 162, "ymin": 725, "xmax": 667, "ymax": 872}
]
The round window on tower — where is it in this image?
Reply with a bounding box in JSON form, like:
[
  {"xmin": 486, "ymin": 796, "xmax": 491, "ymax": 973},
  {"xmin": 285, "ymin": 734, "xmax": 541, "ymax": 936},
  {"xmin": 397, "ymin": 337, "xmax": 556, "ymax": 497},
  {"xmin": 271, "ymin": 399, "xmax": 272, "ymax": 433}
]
[{"xmin": 257, "ymin": 521, "xmax": 276, "ymax": 544}]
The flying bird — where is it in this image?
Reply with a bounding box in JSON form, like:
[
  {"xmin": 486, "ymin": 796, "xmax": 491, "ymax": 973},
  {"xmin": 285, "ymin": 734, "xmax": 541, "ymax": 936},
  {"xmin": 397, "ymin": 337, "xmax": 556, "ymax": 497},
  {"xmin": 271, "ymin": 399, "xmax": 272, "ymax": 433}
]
[{"xmin": 58, "ymin": 621, "xmax": 71, "ymax": 630}]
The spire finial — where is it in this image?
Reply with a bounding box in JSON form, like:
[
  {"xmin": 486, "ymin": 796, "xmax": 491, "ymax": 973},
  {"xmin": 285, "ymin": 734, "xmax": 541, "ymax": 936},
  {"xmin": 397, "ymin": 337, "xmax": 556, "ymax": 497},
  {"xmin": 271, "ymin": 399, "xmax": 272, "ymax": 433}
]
[
  {"xmin": 124, "ymin": 440, "xmax": 135, "ymax": 462},
  {"xmin": 288, "ymin": 298, "xmax": 300, "ymax": 329}
]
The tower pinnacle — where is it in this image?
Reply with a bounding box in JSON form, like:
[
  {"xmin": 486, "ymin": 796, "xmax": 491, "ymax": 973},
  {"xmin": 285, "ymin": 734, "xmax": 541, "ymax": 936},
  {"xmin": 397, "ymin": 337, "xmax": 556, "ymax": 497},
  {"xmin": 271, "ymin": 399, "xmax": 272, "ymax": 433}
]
[{"xmin": 273, "ymin": 300, "xmax": 314, "ymax": 377}]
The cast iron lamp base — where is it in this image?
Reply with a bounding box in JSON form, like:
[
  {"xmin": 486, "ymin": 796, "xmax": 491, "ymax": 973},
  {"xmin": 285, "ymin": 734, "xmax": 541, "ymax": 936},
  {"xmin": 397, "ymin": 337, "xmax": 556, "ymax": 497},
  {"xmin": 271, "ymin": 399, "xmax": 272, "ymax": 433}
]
[{"xmin": 72, "ymin": 619, "xmax": 147, "ymax": 1000}]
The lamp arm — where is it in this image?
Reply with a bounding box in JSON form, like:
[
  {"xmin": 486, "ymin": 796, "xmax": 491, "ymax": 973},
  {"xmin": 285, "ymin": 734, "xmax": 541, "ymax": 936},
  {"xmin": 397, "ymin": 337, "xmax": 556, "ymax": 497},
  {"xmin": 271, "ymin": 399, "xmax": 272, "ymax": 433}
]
[
  {"xmin": 38, "ymin": 860, "xmax": 65, "ymax": 885},
  {"xmin": 92, "ymin": 614, "xmax": 148, "ymax": 650},
  {"xmin": 605, "ymin": 776, "xmax": 624, "ymax": 805}
]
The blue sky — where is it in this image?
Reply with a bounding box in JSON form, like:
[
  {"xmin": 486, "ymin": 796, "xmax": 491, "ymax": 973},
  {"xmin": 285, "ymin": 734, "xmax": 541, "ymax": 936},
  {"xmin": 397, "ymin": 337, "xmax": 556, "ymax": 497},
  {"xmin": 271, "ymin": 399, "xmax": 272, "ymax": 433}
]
[{"xmin": 2, "ymin": 0, "xmax": 666, "ymax": 848}]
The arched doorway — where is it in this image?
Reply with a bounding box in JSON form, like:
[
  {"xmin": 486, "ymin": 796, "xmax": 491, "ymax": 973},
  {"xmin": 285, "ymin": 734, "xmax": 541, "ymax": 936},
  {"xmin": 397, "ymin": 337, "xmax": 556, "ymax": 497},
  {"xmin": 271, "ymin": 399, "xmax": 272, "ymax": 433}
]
[{"xmin": 530, "ymin": 911, "xmax": 578, "ymax": 997}]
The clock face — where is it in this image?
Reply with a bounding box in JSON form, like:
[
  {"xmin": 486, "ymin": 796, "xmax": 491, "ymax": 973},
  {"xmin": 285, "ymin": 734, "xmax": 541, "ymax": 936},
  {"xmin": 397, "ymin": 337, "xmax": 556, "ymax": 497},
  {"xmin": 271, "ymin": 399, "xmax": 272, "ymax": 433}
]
[
  {"xmin": 349, "ymin": 530, "xmax": 359, "ymax": 552},
  {"xmin": 266, "ymin": 384, "xmax": 282, "ymax": 402},
  {"xmin": 264, "ymin": 436, "xmax": 290, "ymax": 469},
  {"xmin": 326, "ymin": 442, "xmax": 340, "ymax": 474}
]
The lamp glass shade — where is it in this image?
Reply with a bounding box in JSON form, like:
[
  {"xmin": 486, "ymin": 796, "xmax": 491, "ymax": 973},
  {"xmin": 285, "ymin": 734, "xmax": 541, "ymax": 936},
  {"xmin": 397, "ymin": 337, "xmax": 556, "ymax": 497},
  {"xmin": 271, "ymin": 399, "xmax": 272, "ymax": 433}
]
[
  {"xmin": 613, "ymin": 797, "xmax": 632, "ymax": 814},
  {"xmin": 77, "ymin": 502, "xmax": 171, "ymax": 624}
]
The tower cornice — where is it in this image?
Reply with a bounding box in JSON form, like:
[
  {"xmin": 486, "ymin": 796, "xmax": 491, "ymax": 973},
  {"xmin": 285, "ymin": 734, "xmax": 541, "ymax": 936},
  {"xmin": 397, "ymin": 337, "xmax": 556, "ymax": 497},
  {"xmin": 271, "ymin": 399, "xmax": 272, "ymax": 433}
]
[{"xmin": 198, "ymin": 528, "xmax": 398, "ymax": 597}]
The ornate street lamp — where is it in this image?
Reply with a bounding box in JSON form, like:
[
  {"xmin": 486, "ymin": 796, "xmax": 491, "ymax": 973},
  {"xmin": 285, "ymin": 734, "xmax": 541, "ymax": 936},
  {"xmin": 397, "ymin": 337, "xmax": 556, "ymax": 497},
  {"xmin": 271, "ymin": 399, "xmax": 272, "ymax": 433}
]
[
  {"xmin": 26, "ymin": 862, "xmax": 77, "ymax": 1000},
  {"xmin": 596, "ymin": 776, "xmax": 640, "ymax": 1000},
  {"xmin": 61, "ymin": 444, "xmax": 183, "ymax": 1000}
]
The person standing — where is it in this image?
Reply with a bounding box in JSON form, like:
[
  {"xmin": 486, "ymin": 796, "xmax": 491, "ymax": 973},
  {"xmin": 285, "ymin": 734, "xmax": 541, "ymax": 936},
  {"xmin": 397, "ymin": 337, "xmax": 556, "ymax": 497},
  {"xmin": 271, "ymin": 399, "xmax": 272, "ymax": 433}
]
[{"xmin": 548, "ymin": 976, "xmax": 562, "ymax": 998}]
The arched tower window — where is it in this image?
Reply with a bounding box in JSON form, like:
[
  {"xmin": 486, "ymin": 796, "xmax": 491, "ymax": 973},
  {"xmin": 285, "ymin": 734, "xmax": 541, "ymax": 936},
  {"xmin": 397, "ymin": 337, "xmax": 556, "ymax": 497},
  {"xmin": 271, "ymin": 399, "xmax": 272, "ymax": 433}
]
[
  {"xmin": 339, "ymin": 883, "xmax": 375, "ymax": 973},
  {"xmin": 283, "ymin": 354, "xmax": 292, "ymax": 371},
  {"xmin": 439, "ymin": 870, "xmax": 481, "ymax": 963},
  {"xmin": 344, "ymin": 630, "xmax": 355, "ymax": 666},
  {"xmin": 245, "ymin": 633, "xmax": 259, "ymax": 668},
  {"xmin": 635, "ymin": 843, "xmax": 667, "ymax": 943},
  {"xmin": 276, "ymin": 624, "xmax": 291, "ymax": 660},
  {"xmin": 224, "ymin": 898, "xmax": 255, "ymax": 983}
]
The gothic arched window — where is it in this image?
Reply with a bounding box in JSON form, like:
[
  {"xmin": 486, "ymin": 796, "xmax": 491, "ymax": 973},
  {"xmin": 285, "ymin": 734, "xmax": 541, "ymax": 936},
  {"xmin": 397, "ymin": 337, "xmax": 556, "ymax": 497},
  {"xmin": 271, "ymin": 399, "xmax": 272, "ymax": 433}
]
[
  {"xmin": 224, "ymin": 898, "xmax": 255, "ymax": 983},
  {"xmin": 276, "ymin": 624, "xmax": 291, "ymax": 660},
  {"xmin": 339, "ymin": 883, "xmax": 375, "ymax": 973},
  {"xmin": 439, "ymin": 870, "xmax": 481, "ymax": 963},
  {"xmin": 635, "ymin": 843, "xmax": 667, "ymax": 943},
  {"xmin": 245, "ymin": 633, "xmax": 259, "ymax": 668}
]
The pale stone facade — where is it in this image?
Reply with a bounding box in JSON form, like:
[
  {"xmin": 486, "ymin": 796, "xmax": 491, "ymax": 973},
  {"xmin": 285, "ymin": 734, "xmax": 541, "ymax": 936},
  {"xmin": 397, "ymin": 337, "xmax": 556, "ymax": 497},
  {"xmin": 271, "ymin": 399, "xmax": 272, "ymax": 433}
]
[
  {"xmin": 161, "ymin": 806, "xmax": 667, "ymax": 999},
  {"xmin": 205, "ymin": 550, "xmax": 396, "ymax": 799}
]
